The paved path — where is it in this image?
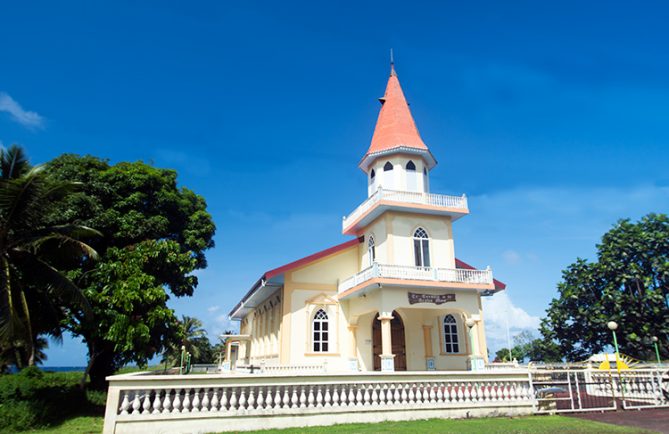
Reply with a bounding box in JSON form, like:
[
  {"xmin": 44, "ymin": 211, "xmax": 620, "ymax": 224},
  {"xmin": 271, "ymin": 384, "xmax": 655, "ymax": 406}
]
[{"xmin": 570, "ymin": 408, "xmax": 669, "ymax": 433}]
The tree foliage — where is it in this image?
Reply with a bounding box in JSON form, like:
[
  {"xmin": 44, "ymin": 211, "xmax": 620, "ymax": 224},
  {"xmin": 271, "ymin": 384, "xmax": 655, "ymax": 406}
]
[
  {"xmin": 44, "ymin": 155, "xmax": 215, "ymax": 387},
  {"xmin": 0, "ymin": 146, "xmax": 98, "ymax": 368},
  {"xmin": 541, "ymin": 213, "xmax": 669, "ymax": 361}
]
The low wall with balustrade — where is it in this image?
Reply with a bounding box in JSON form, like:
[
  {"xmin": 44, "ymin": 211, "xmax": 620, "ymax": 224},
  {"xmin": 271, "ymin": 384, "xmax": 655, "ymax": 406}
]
[{"xmin": 103, "ymin": 370, "xmax": 536, "ymax": 433}]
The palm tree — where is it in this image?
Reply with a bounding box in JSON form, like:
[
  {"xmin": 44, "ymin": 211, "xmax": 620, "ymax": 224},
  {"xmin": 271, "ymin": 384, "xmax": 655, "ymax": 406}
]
[
  {"xmin": 0, "ymin": 145, "xmax": 100, "ymax": 366},
  {"xmin": 163, "ymin": 315, "xmax": 210, "ymax": 366}
]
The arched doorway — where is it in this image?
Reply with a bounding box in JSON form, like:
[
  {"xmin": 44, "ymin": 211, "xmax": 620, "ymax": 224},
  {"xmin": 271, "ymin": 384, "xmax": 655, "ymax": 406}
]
[{"xmin": 372, "ymin": 311, "xmax": 407, "ymax": 371}]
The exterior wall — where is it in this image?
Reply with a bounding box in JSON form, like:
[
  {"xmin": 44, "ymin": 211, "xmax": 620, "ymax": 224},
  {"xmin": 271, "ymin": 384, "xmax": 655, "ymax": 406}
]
[
  {"xmin": 367, "ymin": 154, "xmax": 429, "ymax": 196},
  {"xmin": 363, "ymin": 211, "xmax": 455, "ymax": 270},
  {"xmin": 242, "ymin": 288, "xmax": 282, "ymax": 366}
]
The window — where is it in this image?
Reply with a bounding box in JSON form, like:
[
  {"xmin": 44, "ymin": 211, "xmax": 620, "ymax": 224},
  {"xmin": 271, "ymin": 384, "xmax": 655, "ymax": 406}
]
[
  {"xmin": 423, "ymin": 167, "xmax": 427, "ymax": 175},
  {"xmin": 370, "ymin": 169, "xmax": 375, "ymax": 180},
  {"xmin": 312, "ymin": 309, "xmax": 329, "ymax": 352},
  {"xmin": 383, "ymin": 161, "xmax": 393, "ymax": 171},
  {"xmin": 443, "ymin": 315, "xmax": 459, "ymax": 353},
  {"xmin": 367, "ymin": 235, "xmax": 376, "ymax": 266},
  {"xmin": 413, "ymin": 227, "xmax": 430, "ymax": 267},
  {"xmin": 406, "ymin": 160, "xmax": 416, "ymax": 171}
]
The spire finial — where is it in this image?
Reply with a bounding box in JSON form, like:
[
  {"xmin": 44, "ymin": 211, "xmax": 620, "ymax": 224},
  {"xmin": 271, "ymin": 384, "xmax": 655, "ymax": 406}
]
[{"xmin": 390, "ymin": 48, "xmax": 396, "ymax": 76}]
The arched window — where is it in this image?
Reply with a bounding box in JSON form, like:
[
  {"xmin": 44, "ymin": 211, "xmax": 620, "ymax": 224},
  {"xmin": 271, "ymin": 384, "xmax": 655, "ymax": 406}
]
[
  {"xmin": 383, "ymin": 161, "xmax": 393, "ymax": 171},
  {"xmin": 443, "ymin": 315, "xmax": 459, "ymax": 353},
  {"xmin": 370, "ymin": 169, "xmax": 375, "ymax": 180},
  {"xmin": 406, "ymin": 160, "xmax": 416, "ymax": 171},
  {"xmin": 312, "ymin": 309, "xmax": 329, "ymax": 352},
  {"xmin": 413, "ymin": 228, "xmax": 430, "ymax": 267},
  {"xmin": 423, "ymin": 167, "xmax": 427, "ymax": 175},
  {"xmin": 367, "ymin": 235, "xmax": 376, "ymax": 266}
]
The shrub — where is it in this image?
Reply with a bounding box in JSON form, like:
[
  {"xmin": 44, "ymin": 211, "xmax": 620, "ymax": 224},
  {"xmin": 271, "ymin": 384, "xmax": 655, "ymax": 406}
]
[{"xmin": 0, "ymin": 367, "xmax": 104, "ymax": 432}]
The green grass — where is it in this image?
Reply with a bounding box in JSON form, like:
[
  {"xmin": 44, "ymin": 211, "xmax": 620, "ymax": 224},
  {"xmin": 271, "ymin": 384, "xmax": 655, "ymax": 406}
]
[
  {"xmin": 21, "ymin": 416, "xmax": 103, "ymax": 434},
  {"xmin": 241, "ymin": 415, "xmax": 655, "ymax": 434}
]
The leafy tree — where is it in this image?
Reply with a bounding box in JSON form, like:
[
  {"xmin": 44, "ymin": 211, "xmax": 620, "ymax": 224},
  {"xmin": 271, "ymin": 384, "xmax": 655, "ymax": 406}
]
[
  {"xmin": 0, "ymin": 147, "xmax": 97, "ymax": 367},
  {"xmin": 541, "ymin": 214, "xmax": 669, "ymax": 361},
  {"xmin": 44, "ymin": 155, "xmax": 215, "ymax": 388},
  {"xmin": 163, "ymin": 315, "xmax": 212, "ymax": 366}
]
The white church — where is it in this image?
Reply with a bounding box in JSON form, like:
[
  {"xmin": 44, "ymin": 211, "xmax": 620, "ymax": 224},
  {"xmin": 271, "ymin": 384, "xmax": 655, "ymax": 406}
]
[{"xmin": 225, "ymin": 63, "xmax": 506, "ymax": 372}]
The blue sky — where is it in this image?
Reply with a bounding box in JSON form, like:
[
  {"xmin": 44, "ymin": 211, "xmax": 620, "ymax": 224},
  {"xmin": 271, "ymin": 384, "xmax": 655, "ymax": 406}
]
[{"xmin": 1, "ymin": 1, "xmax": 668, "ymax": 365}]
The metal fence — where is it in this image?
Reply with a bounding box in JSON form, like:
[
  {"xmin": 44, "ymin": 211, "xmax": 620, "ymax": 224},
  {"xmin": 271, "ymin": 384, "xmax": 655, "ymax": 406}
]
[{"xmin": 530, "ymin": 367, "xmax": 669, "ymax": 413}]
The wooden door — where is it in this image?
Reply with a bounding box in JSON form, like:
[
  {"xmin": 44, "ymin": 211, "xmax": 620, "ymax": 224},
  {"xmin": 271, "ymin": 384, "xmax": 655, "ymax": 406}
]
[{"xmin": 372, "ymin": 311, "xmax": 407, "ymax": 371}]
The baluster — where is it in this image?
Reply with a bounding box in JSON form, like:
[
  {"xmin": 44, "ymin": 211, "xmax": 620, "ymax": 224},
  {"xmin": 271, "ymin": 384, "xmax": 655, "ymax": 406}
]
[
  {"xmin": 162, "ymin": 389, "xmax": 172, "ymax": 414},
  {"xmin": 332, "ymin": 385, "xmax": 340, "ymax": 407},
  {"xmin": 256, "ymin": 387, "xmax": 265, "ymax": 410},
  {"xmin": 340, "ymin": 385, "xmax": 349, "ymax": 407},
  {"xmin": 356, "ymin": 385, "xmax": 364, "ymax": 407},
  {"xmin": 142, "ymin": 390, "xmax": 152, "ymax": 414},
  {"xmin": 247, "ymin": 387, "xmax": 256, "ymax": 410},
  {"xmin": 182, "ymin": 388, "xmax": 191, "ymax": 413},
  {"xmin": 270, "ymin": 387, "xmax": 279, "ymax": 409},
  {"xmin": 379, "ymin": 384, "xmax": 388, "ymax": 405},
  {"xmin": 492, "ymin": 382, "xmax": 500, "ymax": 401},
  {"xmin": 408, "ymin": 383, "xmax": 416, "ymax": 404},
  {"xmin": 211, "ymin": 388, "xmax": 220, "ymax": 412},
  {"xmin": 281, "ymin": 386, "xmax": 290, "ymax": 408},
  {"xmin": 172, "ymin": 389, "xmax": 182, "ymax": 414},
  {"xmin": 436, "ymin": 382, "xmax": 444, "ymax": 403},
  {"xmin": 299, "ymin": 386, "xmax": 307, "ymax": 408},
  {"xmin": 192, "ymin": 388, "xmax": 202, "ymax": 412},
  {"xmin": 306, "ymin": 386, "xmax": 315, "ymax": 408},
  {"xmin": 348, "ymin": 385, "xmax": 356, "ymax": 407},
  {"xmin": 503, "ymin": 382, "xmax": 510, "ymax": 401},
  {"xmin": 131, "ymin": 391, "xmax": 141, "ymax": 414},
  {"xmin": 202, "ymin": 388, "xmax": 211, "ymax": 412},
  {"xmin": 119, "ymin": 391, "xmax": 131, "ymax": 415},
  {"xmin": 323, "ymin": 386, "xmax": 332, "ymax": 408},
  {"xmin": 400, "ymin": 384, "xmax": 408, "ymax": 404},
  {"xmin": 463, "ymin": 383, "xmax": 471, "ymax": 402},
  {"xmin": 483, "ymin": 382, "xmax": 491, "ymax": 402},
  {"xmin": 229, "ymin": 387, "xmax": 238, "ymax": 411},
  {"xmin": 152, "ymin": 390, "xmax": 162, "ymax": 414},
  {"xmin": 371, "ymin": 384, "xmax": 379, "ymax": 406},
  {"xmin": 472, "ymin": 383, "xmax": 480, "ymax": 402},
  {"xmin": 238, "ymin": 388, "xmax": 247, "ymax": 411},
  {"xmin": 456, "ymin": 383, "xmax": 464, "ymax": 402},
  {"xmin": 316, "ymin": 386, "xmax": 324, "ymax": 408},
  {"xmin": 393, "ymin": 384, "xmax": 401, "ymax": 405},
  {"xmin": 220, "ymin": 388, "xmax": 229, "ymax": 411},
  {"xmin": 429, "ymin": 383, "xmax": 437, "ymax": 403},
  {"xmin": 290, "ymin": 386, "xmax": 299, "ymax": 408}
]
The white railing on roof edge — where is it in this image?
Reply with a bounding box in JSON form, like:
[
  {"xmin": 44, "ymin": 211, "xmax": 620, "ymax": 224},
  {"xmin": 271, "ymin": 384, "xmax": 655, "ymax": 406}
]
[
  {"xmin": 338, "ymin": 263, "xmax": 493, "ymax": 293},
  {"xmin": 342, "ymin": 188, "xmax": 468, "ymax": 230}
]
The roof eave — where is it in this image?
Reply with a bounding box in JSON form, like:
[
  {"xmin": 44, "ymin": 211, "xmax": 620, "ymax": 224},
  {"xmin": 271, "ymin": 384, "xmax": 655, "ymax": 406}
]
[{"xmin": 358, "ymin": 146, "xmax": 437, "ymax": 172}]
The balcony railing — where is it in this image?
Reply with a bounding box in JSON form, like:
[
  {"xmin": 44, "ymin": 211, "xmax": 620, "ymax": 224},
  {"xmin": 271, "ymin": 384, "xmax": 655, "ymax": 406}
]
[
  {"xmin": 342, "ymin": 188, "xmax": 468, "ymax": 231},
  {"xmin": 338, "ymin": 263, "xmax": 493, "ymax": 294}
]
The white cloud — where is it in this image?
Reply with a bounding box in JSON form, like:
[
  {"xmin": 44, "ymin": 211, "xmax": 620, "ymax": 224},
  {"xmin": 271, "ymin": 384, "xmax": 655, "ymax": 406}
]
[
  {"xmin": 502, "ymin": 249, "xmax": 522, "ymax": 265},
  {"xmin": 0, "ymin": 92, "xmax": 44, "ymax": 128},
  {"xmin": 207, "ymin": 305, "xmax": 220, "ymax": 313},
  {"xmin": 482, "ymin": 292, "xmax": 541, "ymax": 355}
]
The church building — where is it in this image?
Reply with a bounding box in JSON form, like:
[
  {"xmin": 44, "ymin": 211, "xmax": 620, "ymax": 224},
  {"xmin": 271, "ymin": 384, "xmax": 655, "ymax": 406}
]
[{"xmin": 225, "ymin": 63, "xmax": 506, "ymax": 372}]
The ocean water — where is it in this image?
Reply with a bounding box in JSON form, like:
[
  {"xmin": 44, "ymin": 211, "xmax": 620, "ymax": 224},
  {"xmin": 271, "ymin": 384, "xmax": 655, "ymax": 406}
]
[{"xmin": 40, "ymin": 366, "xmax": 86, "ymax": 372}]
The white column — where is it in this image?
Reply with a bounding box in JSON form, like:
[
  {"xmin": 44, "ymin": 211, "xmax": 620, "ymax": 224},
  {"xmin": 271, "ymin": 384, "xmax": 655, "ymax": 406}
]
[{"xmin": 378, "ymin": 314, "xmax": 395, "ymax": 372}]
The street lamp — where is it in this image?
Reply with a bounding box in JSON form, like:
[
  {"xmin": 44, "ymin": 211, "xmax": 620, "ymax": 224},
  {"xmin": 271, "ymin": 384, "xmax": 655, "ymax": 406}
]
[
  {"xmin": 651, "ymin": 336, "xmax": 661, "ymax": 365},
  {"xmin": 180, "ymin": 345, "xmax": 186, "ymax": 375},
  {"xmin": 466, "ymin": 318, "xmax": 478, "ymax": 371},
  {"xmin": 607, "ymin": 321, "xmax": 626, "ymax": 401}
]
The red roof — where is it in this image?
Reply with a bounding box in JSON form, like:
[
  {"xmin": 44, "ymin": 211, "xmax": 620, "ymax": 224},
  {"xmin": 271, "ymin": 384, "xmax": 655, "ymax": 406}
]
[{"xmin": 365, "ymin": 65, "xmax": 428, "ymax": 156}]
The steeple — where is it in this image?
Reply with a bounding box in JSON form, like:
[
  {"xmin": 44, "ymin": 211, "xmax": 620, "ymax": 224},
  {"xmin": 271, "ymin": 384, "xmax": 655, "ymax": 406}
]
[{"xmin": 359, "ymin": 59, "xmax": 436, "ymax": 171}]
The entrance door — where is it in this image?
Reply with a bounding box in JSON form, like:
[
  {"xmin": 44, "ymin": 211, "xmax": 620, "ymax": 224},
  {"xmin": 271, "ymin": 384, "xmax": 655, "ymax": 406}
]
[{"xmin": 372, "ymin": 311, "xmax": 407, "ymax": 371}]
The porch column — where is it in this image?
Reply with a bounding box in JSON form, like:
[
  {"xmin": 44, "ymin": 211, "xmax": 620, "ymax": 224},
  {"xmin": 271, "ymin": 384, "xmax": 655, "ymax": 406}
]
[
  {"xmin": 222, "ymin": 340, "xmax": 233, "ymax": 372},
  {"xmin": 378, "ymin": 313, "xmax": 395, "ymax": 372},
  {"xmin": 422, "ymin": 325, "xmax": 435, "ymax": 370},
  {"xmin": 347, "ymin": 324, "xmax": 358, "ymax": 371},
  {"xmin": 466, "ymin": 318, "xmax": 482, "ymax": 371}
]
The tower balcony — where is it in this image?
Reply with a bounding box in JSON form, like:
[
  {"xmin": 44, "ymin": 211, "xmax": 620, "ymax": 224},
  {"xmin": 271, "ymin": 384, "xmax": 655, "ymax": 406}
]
[
  {"xmin": 342, "ymin": 188, "xmax": 469, "ymax": 235},
  {"xmin": 337, "ymin": 263, "xmax": 494, "ymax": 299}
]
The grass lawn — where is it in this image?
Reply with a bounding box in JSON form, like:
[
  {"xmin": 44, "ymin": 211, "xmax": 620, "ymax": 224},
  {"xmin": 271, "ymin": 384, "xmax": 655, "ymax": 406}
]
[
  {"xmin": 22, "ymin": 416, "xmax": 103, "ymax": 434},
  {"xmin": 241, "ymin": 415, "xmax": 655, "ymax": 433}
]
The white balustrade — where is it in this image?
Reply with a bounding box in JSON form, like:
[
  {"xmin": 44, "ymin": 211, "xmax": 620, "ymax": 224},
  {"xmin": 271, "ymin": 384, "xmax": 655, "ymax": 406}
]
[
  {"xmin": 338, "ymin": 263, "xmax": 493, "ymax": 293},
  {"xmin": 104, "ymin": 371, "xmax": 535, "ymax": 433},
  {"xmin": 343, "ymin": 188, "xmax": 468, "ymax": 230}
]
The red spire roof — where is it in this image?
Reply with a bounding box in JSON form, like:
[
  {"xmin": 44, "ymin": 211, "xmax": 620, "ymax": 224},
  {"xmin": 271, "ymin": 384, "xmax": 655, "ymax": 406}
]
[{"xmin": 365, "ymin": 65, "xmax": 428, "ymax": 156}]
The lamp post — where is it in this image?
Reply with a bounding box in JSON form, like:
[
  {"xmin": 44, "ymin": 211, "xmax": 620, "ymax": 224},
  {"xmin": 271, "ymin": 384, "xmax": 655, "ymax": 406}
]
[
  {"xmin": 607, "ymin": 321, "xmax": 625, "ymax": 402},
  {"xmin": 179, "ymin": 345, "xmax": 186, "ymax": 375},
  {"xmin": 651, "ymin": 336, "xmax": 661, "ymax": 365},
  {"xmin": 466, "ymin": 318, "xmax": 478, "ymax": 371}
]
